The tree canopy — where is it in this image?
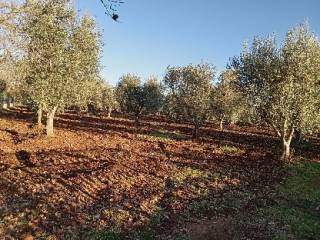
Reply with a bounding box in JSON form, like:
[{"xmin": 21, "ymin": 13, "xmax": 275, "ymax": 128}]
[
  {"xmin": 229, "ymin": 23, "xmax": 320, "ymax": 160},
  {"xmin": 116, "ymin": 74, "xmax": 163, "ymax": 123},
  {"xmin": 210, "ymin": 69, "xmax": 244, "ymax": 130},
  {"xmin": 21, "ymin": 0, "xmax": 102, "ymax": 136},
  {"xmin": 163, "ymin": 63, "xmax": 215, "ymax": 138}
]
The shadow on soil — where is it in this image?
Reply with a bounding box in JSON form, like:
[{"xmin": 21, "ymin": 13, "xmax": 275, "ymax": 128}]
[{"xmin": 0, "ymin": 107, "xmax": 319, "ymax": 239}]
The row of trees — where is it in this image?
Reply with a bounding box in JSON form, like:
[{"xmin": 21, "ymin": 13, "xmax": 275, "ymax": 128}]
[
  {"xmin": 113, "ymin": 24, "xmax": 320, "ymax": 161},
  {"xmin": 1, "ymin": 1, "xmax": 319, "ymax": 161},
  {"xmin": 113, "ymin": 64, "xmax": 246, "ymax": 137},
  {"xmin": 1, "ymin": 0, "xmax": 105, "ymax": 136}
]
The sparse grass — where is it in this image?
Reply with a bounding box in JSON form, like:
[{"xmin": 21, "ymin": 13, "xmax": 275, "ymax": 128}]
[
  {"xmin": 182, "ymin": 199, "xmax": 214, "ymax": 219},
  {"xmin": 215, "ymin": 145, "xmax": 244, "ymax": 155},
  {"xmin": 145, "ymin": 131, "xmax": 186, "ymax": 141},
  {"xmin": 292, "ymin": 139, "xmax": 314, "ymax": 152},
  {"xmin": 86, "ymin": 208, "xmax": 164, "ymax": 240},
  {"xmin": 234, "ymin": 159, "xmax": 320, "ymax": 240},
  {"xmin": 87, "ymin": 229, "xmax": 122, "ymax": 240},
  {"xmin": 133, "ymin": 208, "xmax": 164, "ymax": 240},
  {"xmin": 268, "ymin": 160, "xmax": 320, "ymax": 239},
  {"xmin": 176, "ymin": 159, "xmax": 320, "ymax": 240},
  {"xmin": 173, "ymin": 167, "xmax": 209, "ymax": 185},
  {"xmin": 37, "ymin": 234, "xmax": 59, "ymax": 240}
]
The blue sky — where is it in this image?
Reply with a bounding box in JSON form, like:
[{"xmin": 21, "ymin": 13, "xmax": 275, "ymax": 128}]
[{"xmin": 76, "ymin": 0, "xmax": 320, "ymax": 85}]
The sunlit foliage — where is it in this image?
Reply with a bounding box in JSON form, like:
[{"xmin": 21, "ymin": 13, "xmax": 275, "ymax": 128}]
[{"xmin": 230, "ymin": 23, "xmax": 320, "ymax": 160}]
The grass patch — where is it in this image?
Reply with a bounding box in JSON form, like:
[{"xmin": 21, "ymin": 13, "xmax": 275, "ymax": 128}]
[
  {"xmin": 216, "ymin": 145, "xmax": 244, "ymax": 155},
  {"xmin": 268, "ymin": 160, "xmax": 320, "ymax": 239},
  {"xmin": 292, "ymin": 139, "xmax": 315, "ymax": 153},
  {"xmin": 132, "ymin": 208, "xmax": 164, "ymax": 240},
  {"xmin": 85, "ymin": 208, "xmax": 164, "ymax": 240},
  {"xmin": 235, "ymin": 159, "xmax": 320, "ymax": 240},
  {"xmin": 87, "ymin": 229, "xmax": 122, "ymax": 240},
  {"xmin": 146, "ymin": 131, "xmax": 186, "ymax": 141},
  {"xmin": 173, "ymin": 167, "xmax": 209, "ymax": 185}
]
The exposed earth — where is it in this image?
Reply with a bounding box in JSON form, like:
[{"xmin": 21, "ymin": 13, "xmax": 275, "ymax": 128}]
[{"xmin": 0, "ymin": 108, "xmax": 319, "ymax": 239}]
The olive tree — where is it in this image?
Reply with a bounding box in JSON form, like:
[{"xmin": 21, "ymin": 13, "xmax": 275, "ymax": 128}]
[
  {"xmin": 0, "ymin": 1, "xmax": 21, "ymax": 52},
  {"xmin": 0, "ymin": 54, "xmax": 11, "ymax": 108},
  {"xmin": 230, "ymin": 24, "xmax": 320, "ymax": 161},
  {"xmin": 162, "ymin": 67, "xmax": 185, "ymax": 122},
  {"xmin": 99, "ymin": 83, "xmax": 118, "ymax": 117},
  {"xmin": 163, "ymin": 63, "xmax": 215, "ymax": 138},
  {"xmin": 210, "ymin": 69, "xmax": 244, "ymax": 130},
  {"xmin": 0, "ymin": 1, "xmax": 24, "ymax": 109},
  {"xmin": 82, "ymin": 79, "xmax": 118, "ymax": 116},
  {"xmin": 116, "ymin": 74, "xmax": 163, "ymax": 124},
  {"xmin": 22, "ymin": 0, "xmax": 101, "ymax": 136},
  {"xmin": 0, "ymin": 50, "xmax": 24, "ymax": 109},
  {"xmin": 67, "ymin": 15, "xmax": 102, "ymax": 112},
  {"xmin": 115, "ymin": 73, "xmax": 140, "ymax": 113},
  {"xmin": 115, "ymin": 73, "xmax": 140, "ymax": 117},
  {"xmin": 143, "ymin": 77, "xmax": 163, "ymax": 114}
]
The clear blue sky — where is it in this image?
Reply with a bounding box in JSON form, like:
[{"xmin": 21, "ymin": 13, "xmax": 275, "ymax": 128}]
[{"xmin": 76, "ymin": 0, "xmax": 320, "ymax": 85}]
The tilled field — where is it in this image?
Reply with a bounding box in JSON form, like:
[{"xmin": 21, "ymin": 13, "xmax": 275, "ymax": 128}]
[{"xmin": 0, "ymin": 108, "xmax": 308, "ymax": 239}]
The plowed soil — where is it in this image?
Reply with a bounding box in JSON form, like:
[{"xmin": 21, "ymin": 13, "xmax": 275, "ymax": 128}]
[{"xmin": 0, "ymin": 107, "xmax": 318, "ymax": 239}]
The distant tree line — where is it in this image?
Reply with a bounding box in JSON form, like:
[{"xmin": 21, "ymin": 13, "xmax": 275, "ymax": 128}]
[{"xmin": 1, "ymin": 1, "xmax": 319, "ymax": 161}]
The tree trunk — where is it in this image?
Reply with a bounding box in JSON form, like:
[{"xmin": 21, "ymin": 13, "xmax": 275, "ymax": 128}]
[
  {"xmin": 8, "ymin": 97, "xmax": 14, "ymax": 108},
  {"xmin": 219, "ymin": 116, "xmax": 224, "ymax": 131},
  {"xmin": 281, "ymin": 139, "xmax": 291, "ymax": 161},
  {"xmin": 107, "ymin": 107, "xmax": 112, "ymax": 118},
  {"xmin": 280, "ymin": 127, "xmax": 294, "ymax": 162},
  {"xmin": 133, "ymin": 114, "xmax": 140, "ymax": 137},
  {"xmin": 1, "ymin": 94, "xmax": 7, "ymax": 109},
  {"xmin": 192, "ymin": 118, "xmax": 201, "ymax": 139},
  {"xmin": 2, "ymin": 102, "xmax": 8, "ymax": 109},
  {"xmin": 37, "ymin": 108, "xmax": 43, "ymax": 127},
  {"xmin": 134, "ymin": 115, "xmax": 139, "ymax": 128},
  {"xmin": 193, "ymin": 123, "xmax": 200, "ymax": 139},
  {"xmin": 46, "ymin": 107, "xmax": 57, "ymax": 137}
]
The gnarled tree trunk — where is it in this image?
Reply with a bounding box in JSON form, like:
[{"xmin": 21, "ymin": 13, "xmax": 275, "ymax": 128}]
[
  {"xmin": 192, "ymin": 118, "xmax": 202, "ymax": 139},
  {"xmin": 281, "ymin": 138, "xmax": 291, "ymax": 161},
  {"xmin": 46, "ymin": 107, "xmax": 57, "ymax": 137},
  {"xmin": 2, "ymin": 95, "xmax": 8, "ymax": 109},
  {"xmin": 271, "ymin": 120, "xmax": 295, "ymax": 161},
  {"xmin": 37, "ymin": 107, "xmax": 43, "ymax": 127},
  {"xmin": 280, "ymin": 121, "xmax": 295, "ymax": 162},
  {"xmin": 2, "ymin": 102, "xmax": 8, "ymax": 109},
  {"xmin": 107, "ymin": 107, "xmax": 112, "ymax": 118},
  {"xmin": 8, "ymin": 96, "xmax": 14, "ymax": 108},
  {"xmin": 219, "ymin": 115, "xmax": 225, "ymax": 130},
  {"xmin": 193, "ymin": 123, "xmax": 200, "ymax": 139}
]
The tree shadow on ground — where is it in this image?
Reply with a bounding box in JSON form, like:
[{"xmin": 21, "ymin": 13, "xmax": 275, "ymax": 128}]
[
  {"xmin": 2, "ymin": 107, "xmax": 319, "ymax": 157},
  {"xmin": 0, "ymin": 108, "xmax": 319, "ymax": 239}
]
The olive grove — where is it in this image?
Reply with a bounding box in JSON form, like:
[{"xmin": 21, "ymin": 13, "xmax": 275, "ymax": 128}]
[{"xmin": 1, "ymin": 1, "xmax": 320, "ymax": 163}]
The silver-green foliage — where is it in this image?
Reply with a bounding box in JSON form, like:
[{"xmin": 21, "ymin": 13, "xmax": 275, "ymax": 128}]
[
  {"xmin": 210, "ymin": 69, "xmax": 245, "ymax": 129},
  {"xmin": 116, "ymin": 74, "xmax": 163, "ymax": 120},
  {"xmin": 90, "ymin": 80, "xmax": 118, "ymax": 116},
  {"xmin": 230, "ymin": 23, "xmax": 320, "ymax": 160},
  {"xmin": 163, "ymin": 63, "xmax": 215, "ymax": 138},
  {"xmin": 22, "ymin": 0, "xmax": 101, "ymax": 136}
]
